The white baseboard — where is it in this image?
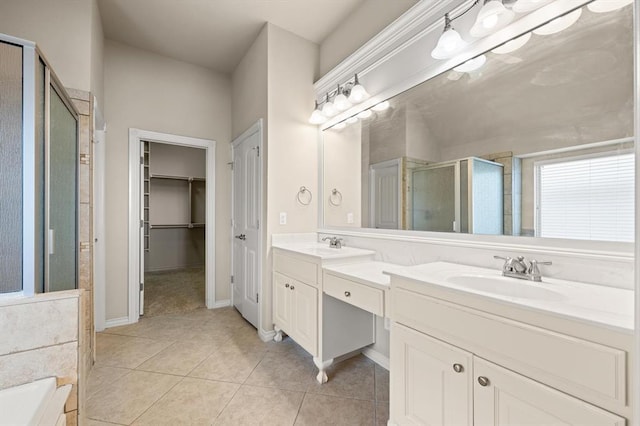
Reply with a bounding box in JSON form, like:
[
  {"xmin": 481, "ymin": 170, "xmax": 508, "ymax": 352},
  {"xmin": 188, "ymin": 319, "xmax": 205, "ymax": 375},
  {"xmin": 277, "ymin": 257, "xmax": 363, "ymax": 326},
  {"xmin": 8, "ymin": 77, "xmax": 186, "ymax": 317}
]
[
  {"xmin": 362, "ymin": 347, "xmax": 389, "ymax": 370},
  {"xmin": 211, "ymin": 299, "xmax": 230, "ymax": 309},
  {"xmin": 259, "ymin": 328, "xmax": 276, "ymax": 342},
  {"xmin": 105, "ymin": 316, "xmax": 131, "ymax": 328}
]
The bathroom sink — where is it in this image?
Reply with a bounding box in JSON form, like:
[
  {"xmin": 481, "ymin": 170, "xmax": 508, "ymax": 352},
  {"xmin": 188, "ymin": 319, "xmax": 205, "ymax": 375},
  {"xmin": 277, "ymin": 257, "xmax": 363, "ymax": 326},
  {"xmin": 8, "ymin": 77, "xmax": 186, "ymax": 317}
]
[
  {"xmin": 445, "ymin": 274, "xmax": 567, "ymax": 301},
  {"xmin": 300, "ymin": 247, "xmax": 343, "ymax": 256}
]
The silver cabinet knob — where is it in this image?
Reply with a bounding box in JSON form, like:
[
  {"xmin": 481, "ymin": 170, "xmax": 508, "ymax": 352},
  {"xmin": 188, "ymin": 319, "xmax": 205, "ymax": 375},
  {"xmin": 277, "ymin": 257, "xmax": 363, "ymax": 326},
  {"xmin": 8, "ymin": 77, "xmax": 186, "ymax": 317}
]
[
  {"xmin": 477, "ymin": 376, "xmax": 490, "ymax": 387},
  {"xmin": 290, "ymin": 285, "xmax": 295, "ymax": 290},
  {"xmin": 285, "ymin": 283, "xmax": 290, "ymax": 288},
  {"xmin": 452, "ymin": 363, "xmax": 464, "ymax": 373},
  {"xmin": 344, "ymin": 291, "xmax": 351, "ymax": 297}
]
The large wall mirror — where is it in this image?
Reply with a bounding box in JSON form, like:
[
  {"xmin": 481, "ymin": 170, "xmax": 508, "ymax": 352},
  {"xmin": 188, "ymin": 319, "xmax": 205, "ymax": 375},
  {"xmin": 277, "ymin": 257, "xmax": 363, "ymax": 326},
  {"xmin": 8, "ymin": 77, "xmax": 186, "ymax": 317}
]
[{"xmin": 322, "ymin": 2, "xmax": 633, "ymax": 243}]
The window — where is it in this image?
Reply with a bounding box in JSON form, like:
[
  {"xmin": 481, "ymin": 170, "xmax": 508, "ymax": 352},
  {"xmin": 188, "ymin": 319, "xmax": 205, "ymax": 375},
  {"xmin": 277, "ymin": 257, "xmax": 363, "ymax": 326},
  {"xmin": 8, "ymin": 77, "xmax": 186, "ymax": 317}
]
[{"xmin": 535, "ymin": 152, "xmax": 634, "ymax": 242}]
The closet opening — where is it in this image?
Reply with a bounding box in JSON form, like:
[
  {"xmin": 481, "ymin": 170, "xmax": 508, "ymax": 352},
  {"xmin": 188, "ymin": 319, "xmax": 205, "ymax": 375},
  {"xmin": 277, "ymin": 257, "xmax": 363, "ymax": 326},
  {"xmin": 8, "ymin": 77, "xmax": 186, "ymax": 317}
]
[{"xmin": 127, "ymin": 129, "xmax": 217, "ymax": 323}]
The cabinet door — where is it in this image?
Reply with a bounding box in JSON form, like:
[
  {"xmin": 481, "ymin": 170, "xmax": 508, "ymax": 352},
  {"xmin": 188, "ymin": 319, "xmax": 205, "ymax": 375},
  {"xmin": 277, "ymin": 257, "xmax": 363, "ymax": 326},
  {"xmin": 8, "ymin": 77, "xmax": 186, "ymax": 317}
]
[
  {"xmin": 390, "ymin": 323, "xmax": 472, "ymax": 426},
  {"xmin": 273, "ymin": 273, "xmax": 292, "ymax": 331},
  {"xmin": 291, "ymin": 280, "xmax": 318, "ymax": 355},
  {"xmin": 474, "ymin": 357, "xmax": 626, "ymax": 426}
]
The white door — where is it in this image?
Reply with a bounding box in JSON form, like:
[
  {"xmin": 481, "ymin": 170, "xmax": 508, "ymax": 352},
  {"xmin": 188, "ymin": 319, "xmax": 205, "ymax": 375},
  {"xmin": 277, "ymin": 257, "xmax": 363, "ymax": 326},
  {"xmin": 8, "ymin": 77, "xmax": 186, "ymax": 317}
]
[
  {"xmin": 473, "ymin": 358, "xmax": 625, "ymax": 426},
  {"xmin": 390, "ymin": 323, "xmax": 472, "ymax": 426},
  {"xmin": 232, "ymin": 123, "xmax": 262, "ymax": 328},
  {"xmin": 370, "ymin": 159, "xmax": 401, "ymax": 229}
]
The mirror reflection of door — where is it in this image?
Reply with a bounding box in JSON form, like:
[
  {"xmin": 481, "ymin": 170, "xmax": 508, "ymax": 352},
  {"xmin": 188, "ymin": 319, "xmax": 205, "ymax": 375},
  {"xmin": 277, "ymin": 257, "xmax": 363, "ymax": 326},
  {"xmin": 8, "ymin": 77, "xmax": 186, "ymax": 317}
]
[
  {"xmin": 412, "ymin": 164, "xmax": 456, "ymax": 232},
  {"xmin": 369, "ymin": 159, "xmax": 401, "ymax": 229},
  {"xmin": 232, "ymin": 125, "xmax": 261, "ymax": 329}
]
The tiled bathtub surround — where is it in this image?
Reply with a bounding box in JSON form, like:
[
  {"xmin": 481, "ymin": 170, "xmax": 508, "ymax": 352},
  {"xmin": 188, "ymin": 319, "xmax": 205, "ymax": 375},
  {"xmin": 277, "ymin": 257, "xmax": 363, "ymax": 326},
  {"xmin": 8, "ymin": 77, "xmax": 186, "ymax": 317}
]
[
  {"xmin": 0, "ymin": 290, "xmax": 81, "ymax": 424},
  {"xmin": 89, "ymin": 307, "xmax": 389, "ymax": 425}
]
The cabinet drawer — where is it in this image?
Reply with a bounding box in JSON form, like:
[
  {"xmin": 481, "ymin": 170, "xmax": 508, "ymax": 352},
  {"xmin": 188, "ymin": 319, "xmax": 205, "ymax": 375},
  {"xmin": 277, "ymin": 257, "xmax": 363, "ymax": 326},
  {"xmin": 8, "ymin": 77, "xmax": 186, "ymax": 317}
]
[
  {"xmin": 393, "ymin": 287, "xmax": 627, "ymax": 410},
  {"xmin": 323, "ymin": 272, "xmax": 384, "ymax": 316},
  {"xmin": 274, "ymin": 253, "xmax": 317, "ymax": 286}
]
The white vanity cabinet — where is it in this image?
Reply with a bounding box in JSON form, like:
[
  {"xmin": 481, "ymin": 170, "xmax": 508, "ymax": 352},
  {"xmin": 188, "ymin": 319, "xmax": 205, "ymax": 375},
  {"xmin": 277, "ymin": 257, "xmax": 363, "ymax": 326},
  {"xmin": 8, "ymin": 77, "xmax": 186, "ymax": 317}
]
[
  {"xmin": 389, "ymin": 270, "xmax": 632, "ymax": 425},
  {"xmin": 273, "ymin": 272, "xmax": 317, "ymax": 354}
]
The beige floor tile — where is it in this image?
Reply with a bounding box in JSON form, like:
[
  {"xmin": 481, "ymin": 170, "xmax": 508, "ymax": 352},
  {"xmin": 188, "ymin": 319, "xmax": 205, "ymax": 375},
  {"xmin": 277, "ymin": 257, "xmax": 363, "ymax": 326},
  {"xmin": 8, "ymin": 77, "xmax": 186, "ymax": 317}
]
[
  {"xmin": 132, "ymin": 377, "xmax": 239, "ymax": 426},
  {"xmin": 376, "ymin": 401, "xmax": 389, "ymax": 426},
  {"xmin": 375, "ymin": 365, "xmax": 389, "ymax": 402},
  {"xmin": 189, "ymin": 346, "xmax": 266, "ymax": 383},
  {"xmin": 105, "ymin": 316, "xmax": 203, "ymax": 341},
  {"xmin": 306, "ymin": 355, "xmax": 375, "ymax": 401},
  {"xmin": 136, "ymin": 340, "xmax": 220, "ymax": 376},
  {"xmin": 96, "ymin": 333, "xmax": 172, "ymax": 369},
  {"xmin": 86, "ymin": 366, "xmax": 131, "ymax": 398},
  {"xmin": 294, "ymin": 393, "xmax": 375, "ymax": 425},
  {"xmin": 86, "ymin": 370, "xmax": 181, "ymax": 425},
  {"xmin": 245, "ymin": 349, "xmax": 316, "ymax": 392},
  {"xmin": 266, "ymin": 336, "xmax": 312, "ymax": 358},
  {"xmin": 206, "ymin": 307, "xmax": 250, "ymax": 330},
  {"xmin": 213, "ymin": 385, "xmax": 304, "ymax": 426},
  {"xmin": 85, "ymin": 419, "xmax": 122, "ymax": 426}
]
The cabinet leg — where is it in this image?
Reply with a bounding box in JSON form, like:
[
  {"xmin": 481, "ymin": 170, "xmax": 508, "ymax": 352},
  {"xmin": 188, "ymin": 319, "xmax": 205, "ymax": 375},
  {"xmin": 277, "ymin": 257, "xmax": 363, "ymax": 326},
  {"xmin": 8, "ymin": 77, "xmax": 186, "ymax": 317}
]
[
  {"xmin": 273, "ymin": 326, "xmax": 283, "ymax": 343},
  {"xmin": 313, "ymin": 357, "xmax": 333, "ymax": 384}
]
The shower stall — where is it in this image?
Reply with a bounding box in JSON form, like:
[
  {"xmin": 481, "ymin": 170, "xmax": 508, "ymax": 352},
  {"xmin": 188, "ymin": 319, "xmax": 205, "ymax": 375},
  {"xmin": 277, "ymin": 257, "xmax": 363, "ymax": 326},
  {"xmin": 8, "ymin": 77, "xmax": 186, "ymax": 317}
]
[{"xmin": 0, "ymin": 34, "xmax": 79, "ymax": 296}]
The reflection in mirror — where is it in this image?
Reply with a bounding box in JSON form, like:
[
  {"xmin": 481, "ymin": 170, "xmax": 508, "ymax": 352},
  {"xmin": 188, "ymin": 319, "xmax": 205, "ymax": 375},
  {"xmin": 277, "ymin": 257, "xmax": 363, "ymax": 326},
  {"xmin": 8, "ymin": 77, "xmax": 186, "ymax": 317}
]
[{"xmin": 322, "ymin": 3, "xmax": 634, "ymax": 242}]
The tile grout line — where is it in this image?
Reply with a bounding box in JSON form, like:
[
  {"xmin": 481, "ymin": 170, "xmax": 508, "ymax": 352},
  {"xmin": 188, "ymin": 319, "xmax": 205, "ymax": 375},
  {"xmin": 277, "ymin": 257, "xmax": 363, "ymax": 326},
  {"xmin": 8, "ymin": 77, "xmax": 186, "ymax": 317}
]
[{"xmin": 126, "ymin": 373, "xmax": 186, "ymax": 425}]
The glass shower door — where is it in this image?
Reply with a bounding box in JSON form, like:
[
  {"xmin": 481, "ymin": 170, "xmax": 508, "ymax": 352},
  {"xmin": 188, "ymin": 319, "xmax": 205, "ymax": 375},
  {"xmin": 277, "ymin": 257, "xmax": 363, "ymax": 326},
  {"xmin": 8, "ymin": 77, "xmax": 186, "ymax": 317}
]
[
  {"xmin": 412, "ymin": 163, "xmax": 457, "ymax": 232},
  {"xmin": 47, "ymin": 86, "xmax": 78, "ymax": 291}
]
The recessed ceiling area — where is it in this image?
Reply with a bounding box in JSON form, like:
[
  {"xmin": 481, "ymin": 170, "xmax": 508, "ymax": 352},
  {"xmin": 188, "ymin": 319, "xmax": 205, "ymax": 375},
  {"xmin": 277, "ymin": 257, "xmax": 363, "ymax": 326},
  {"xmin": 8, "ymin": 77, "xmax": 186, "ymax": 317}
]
[{"xmin": 98, "ymin": 0, "xmax": 369, "ymax": 73}]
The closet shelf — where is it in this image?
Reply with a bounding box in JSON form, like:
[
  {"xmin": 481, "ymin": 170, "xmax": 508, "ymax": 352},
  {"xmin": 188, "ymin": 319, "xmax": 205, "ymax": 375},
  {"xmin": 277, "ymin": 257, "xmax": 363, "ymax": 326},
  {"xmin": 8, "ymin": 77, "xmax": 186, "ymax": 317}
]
[{"xmin": 150, "ymin": 173, "xmax": 205, "ymax": 182}]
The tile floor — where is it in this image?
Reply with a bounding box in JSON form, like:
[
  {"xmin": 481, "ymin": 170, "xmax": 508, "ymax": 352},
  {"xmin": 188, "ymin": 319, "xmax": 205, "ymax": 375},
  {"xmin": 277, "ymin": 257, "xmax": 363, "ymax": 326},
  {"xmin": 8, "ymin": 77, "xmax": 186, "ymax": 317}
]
[{"xmin": 87, "ymin": 307, "xmax": 389, "ymax": 425}]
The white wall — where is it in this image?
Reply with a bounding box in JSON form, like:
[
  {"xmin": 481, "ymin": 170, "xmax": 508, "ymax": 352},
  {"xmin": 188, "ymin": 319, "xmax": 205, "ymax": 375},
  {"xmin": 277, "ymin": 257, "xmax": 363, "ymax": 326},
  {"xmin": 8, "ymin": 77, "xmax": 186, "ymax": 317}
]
[
  {"xmin": 104, "ymin": 40, "xmax": 231, "ymax": 320},
  {"xmin": 91, "ymin": 0, "xmax": 105, "ymax": 107},
  {"xmin": 319, "ymin": 0, "xmax": 417, "ymax": 77}
]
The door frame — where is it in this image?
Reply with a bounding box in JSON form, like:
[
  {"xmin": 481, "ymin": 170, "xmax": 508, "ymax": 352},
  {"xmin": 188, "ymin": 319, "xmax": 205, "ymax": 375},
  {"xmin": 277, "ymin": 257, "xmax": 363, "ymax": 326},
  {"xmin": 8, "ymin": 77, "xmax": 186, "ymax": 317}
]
[
  {"xmin": 230, "ymin": 120, "xmax": 265, "ymax": 335},
  {"xmin": 128, "ymin": 128, "xmax": 216, "ymax": 323}
]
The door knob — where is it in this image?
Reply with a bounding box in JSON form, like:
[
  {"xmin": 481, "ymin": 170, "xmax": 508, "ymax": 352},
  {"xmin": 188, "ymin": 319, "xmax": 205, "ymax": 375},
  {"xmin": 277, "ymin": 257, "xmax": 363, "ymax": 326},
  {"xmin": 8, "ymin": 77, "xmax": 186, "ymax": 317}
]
[
  {"xmin": 235, "ymin": 234, "xmax": 246, "ymax": 240},
  {"xmin": 452, "ymin": 363, "xmax": 464, "ymax": 373},
  {"xmin": 477, "ymin": 376, "xmax": 490, "ymax": 387}
]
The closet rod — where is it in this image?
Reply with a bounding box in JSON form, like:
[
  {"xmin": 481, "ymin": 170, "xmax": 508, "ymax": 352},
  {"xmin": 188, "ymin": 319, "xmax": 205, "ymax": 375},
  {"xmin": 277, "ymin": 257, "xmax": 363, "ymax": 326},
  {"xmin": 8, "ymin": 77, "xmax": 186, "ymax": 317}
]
[{"xmin": 150, "ymin": 223, "xmax": 206, "ymax": 229}]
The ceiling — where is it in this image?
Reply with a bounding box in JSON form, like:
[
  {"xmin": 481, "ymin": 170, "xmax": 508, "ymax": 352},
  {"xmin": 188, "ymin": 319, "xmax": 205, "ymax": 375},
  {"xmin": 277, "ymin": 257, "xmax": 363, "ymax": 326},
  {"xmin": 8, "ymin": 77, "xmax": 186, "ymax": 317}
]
[{"xmin": 97, "ymin": 0, "xmax": 367, "ymax": 74}]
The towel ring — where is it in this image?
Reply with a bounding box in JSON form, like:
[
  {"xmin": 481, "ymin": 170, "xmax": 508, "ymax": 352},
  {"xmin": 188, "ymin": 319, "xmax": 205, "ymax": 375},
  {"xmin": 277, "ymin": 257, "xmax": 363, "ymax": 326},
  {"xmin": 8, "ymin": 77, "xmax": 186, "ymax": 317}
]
[
  {"xmin": 297, "ymin": 186, "xmax": 312, "ymax": 205},
  {"xmin": 329, "ymin": 188, "xmax": 343, "ymax": 206}
]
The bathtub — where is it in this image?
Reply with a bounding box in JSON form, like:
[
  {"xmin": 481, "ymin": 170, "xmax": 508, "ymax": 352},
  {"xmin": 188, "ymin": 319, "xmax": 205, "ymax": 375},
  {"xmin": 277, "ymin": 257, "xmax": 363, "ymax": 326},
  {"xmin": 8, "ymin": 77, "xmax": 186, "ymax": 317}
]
[{"xmin": 0, "ymin": 377, "xmax": 71, "ymax": 426}]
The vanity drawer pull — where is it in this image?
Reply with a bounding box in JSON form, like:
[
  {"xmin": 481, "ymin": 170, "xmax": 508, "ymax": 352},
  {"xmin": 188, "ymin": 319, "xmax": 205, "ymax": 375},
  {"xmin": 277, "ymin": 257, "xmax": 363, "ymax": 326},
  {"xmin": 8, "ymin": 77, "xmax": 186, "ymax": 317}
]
[
  {"xmin": 344, "ymin": 291, "xmax": 351, "ymax": 297},
  {"xmin": 453, "ymin": 363, "xmax": 464, "ymax": 373},
  {"xmin": 285, "ymin": 283, "xmax": 290, "ymax": 288},
  {"xmin": 290, "ymin": 285, "xmax": 295, "ymax": 290},
  {"xmin": 477, "ymin": 376, "xmax": 490, "ymax": 387}
]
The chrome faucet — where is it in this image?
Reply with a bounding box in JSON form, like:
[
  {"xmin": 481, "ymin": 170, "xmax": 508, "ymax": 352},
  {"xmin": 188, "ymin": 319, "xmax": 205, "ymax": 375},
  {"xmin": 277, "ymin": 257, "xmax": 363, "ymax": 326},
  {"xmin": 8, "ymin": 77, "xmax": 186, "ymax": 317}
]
[
  {"xmin": 494, "ymin": 255, "xmax": 552, "ymax": 282},
  {"xmin": 322, "ymin": 236, "xmax": 343, "ymax": 249}
]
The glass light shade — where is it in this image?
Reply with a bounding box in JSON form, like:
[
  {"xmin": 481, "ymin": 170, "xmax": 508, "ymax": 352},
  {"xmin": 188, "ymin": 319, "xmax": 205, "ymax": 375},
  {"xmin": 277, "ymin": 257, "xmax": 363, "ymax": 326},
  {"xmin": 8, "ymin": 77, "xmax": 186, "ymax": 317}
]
[
  {"xmin": 346, "ymin": 116, "xmax": 359, "ymax": 124},
  {"xmin": 348, "ymin": 83, "xmax": 369, "ymax": 104},
  {"xmin": 454, "ymin": 55, "xmax": 487, "ymax": 73},
  {"xmin": 333, "ymin": 92, "xmax": 352, "ymax": 111},
  {"xmin": 372, "ymin": 101, "xmax": 390, "ymax": 112},
  {"xmin": 431, "ymin": 28, "xmax": 466, "ymax": 59},
  {"xmin": 491, "ymin": 32, "xmax": 532, "ymax": 54},
  {"xmin": 512, "ymin": 0, "xmax": 553, "ymax": 13},
  {"xmin": 308, "ymin": 103, "xmax": 327, "ymax": 124},
  {"xmin": 322, "ymin": 99, "xmax": 338, "ymax": 117},
  {"xmin": 533, "ymin": 8, "xmax": 582, "ymax": 36},
  {"xmin": 470, "ymin": 1, "xmax": 515, "ymax": 38},
  {"xmin": 587, "ymin": 0, "xmax": 632, "ymax": 13},
  {"xmin": 357, "ymin": 109, "xmax": 373, "ymax": 119}
]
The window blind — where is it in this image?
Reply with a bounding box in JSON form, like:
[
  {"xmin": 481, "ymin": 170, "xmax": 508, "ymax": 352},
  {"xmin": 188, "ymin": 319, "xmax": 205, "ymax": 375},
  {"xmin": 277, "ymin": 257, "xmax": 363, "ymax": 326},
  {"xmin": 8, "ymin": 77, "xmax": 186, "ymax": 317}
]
[{"xmin": 536, "ymin": 152, "xmax": 634, "ymax": 242}]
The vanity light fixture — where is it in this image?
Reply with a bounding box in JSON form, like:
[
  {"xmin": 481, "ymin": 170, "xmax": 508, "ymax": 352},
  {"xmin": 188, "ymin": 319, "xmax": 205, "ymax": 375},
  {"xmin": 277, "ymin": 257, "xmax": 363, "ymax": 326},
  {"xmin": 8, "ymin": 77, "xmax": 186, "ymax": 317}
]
[
  {"xmin": 332, "ymin": 121, "xmax": 347, "ymax": 130},
  {"xmin": 348, "ymin": 74, "xmax": 369, "ymax": 104},
  {"xmin": 431, "ymin": 13, "xmax": 467, "ymax": 60},
  {"xmin": 512, "ymin": 0, "xmax": 553, "ymax": 13},
  {"xmin": 533, "ymin": 7, "xmax": 582, "ymax": 36},
  {"xmin": 491, "ymin": 32, "xmax": 532, "ymax": 54},
  {"xmin": 346, "ymin": 116, "xmax": 359, "ymax": 124},
  {"xmin": 333, "ymin": 84, "xmax": 352, "ymax": 112},
  {"xmin": 454, "ymin": 54, "xmax": 487, "ymax": 72},
  {"xmin": 309, "ymin": 101, "xmax": 327, "ymax": 124},
  {"xmin": 357, "ymin": 109, "xmax": 373, "ymax": 119},
  {"xmin": 372, "ymin": 101, "xmax": 390, "ymax": 112},
  {"xmin": 321, "ymin": 93, "xmax": 338, "ymax": 117},
  {"xmin": 470, "ymin": 0, "xmax": 515, "ymax": 38},
  {"xmin": 587, "ymin": 0, "xmax": 632, "ymax": 13}
]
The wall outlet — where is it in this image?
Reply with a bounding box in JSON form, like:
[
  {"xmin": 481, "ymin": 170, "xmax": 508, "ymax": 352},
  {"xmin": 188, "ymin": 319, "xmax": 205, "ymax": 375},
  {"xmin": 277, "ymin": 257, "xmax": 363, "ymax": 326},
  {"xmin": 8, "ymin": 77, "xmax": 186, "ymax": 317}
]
[
  {"xmin": 347, "ymin": 213, "xmax": 354, "ymax": 224},
  {"xmin": 279, "ymin": 212, "xmax": 287, "ymax": 225}
]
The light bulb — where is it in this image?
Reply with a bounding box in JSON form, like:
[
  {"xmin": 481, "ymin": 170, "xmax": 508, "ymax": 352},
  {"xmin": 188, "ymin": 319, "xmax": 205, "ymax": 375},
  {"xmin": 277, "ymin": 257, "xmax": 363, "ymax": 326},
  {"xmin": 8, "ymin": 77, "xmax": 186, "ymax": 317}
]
[
  {"xmin": 470, "ymin": 1, "xmax": 514, "ymax": 38},
  {"xmin": 322, "ymin": 98, "xmax": 338, "ymax": 117},
  {"xmin": 454, "ymin": 55, "xmax": 487, "ymax": 73},
  {"xmin": 512, "ymin": 0, "xmax": 553, "ymax": 13},
  {"xmin": 308, "ymin": 101, "xmax": 327, "ymax": 125},
  {"xmin": 346, "ymin": 116, "xmax": 358, "ymax": 124},
  {"xmin": 347, "ymin": 75, "xmax": 369, "ymax": 104},
  {"xmin": 357, "ymin": 109, "xmax": 373, "ymax": 119},
  {"xmin": 333, "ymin": 84, "xmax": 352, "ymax": 112},
  {"xmin": 587, "ymin": 0, "xmax": 632, "ymax": 13},
  {"xmin": 491, "ymin": 32, "xmax": 532, "ymax": 54},
  {"xmin": 372, "ymin": 101, "xmax": 390, "ymax": 112},
  {"xmin": 533, "ymin": 8, "xmax": 582, "ymax": 36}
]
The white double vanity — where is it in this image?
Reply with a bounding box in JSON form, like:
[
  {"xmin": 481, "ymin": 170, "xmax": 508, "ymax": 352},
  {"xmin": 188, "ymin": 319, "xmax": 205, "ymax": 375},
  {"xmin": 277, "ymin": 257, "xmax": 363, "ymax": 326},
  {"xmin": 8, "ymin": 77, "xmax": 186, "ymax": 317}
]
[{"xmin": 271, "ymin": 234, "xmax": 633, "ymax": 425}]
